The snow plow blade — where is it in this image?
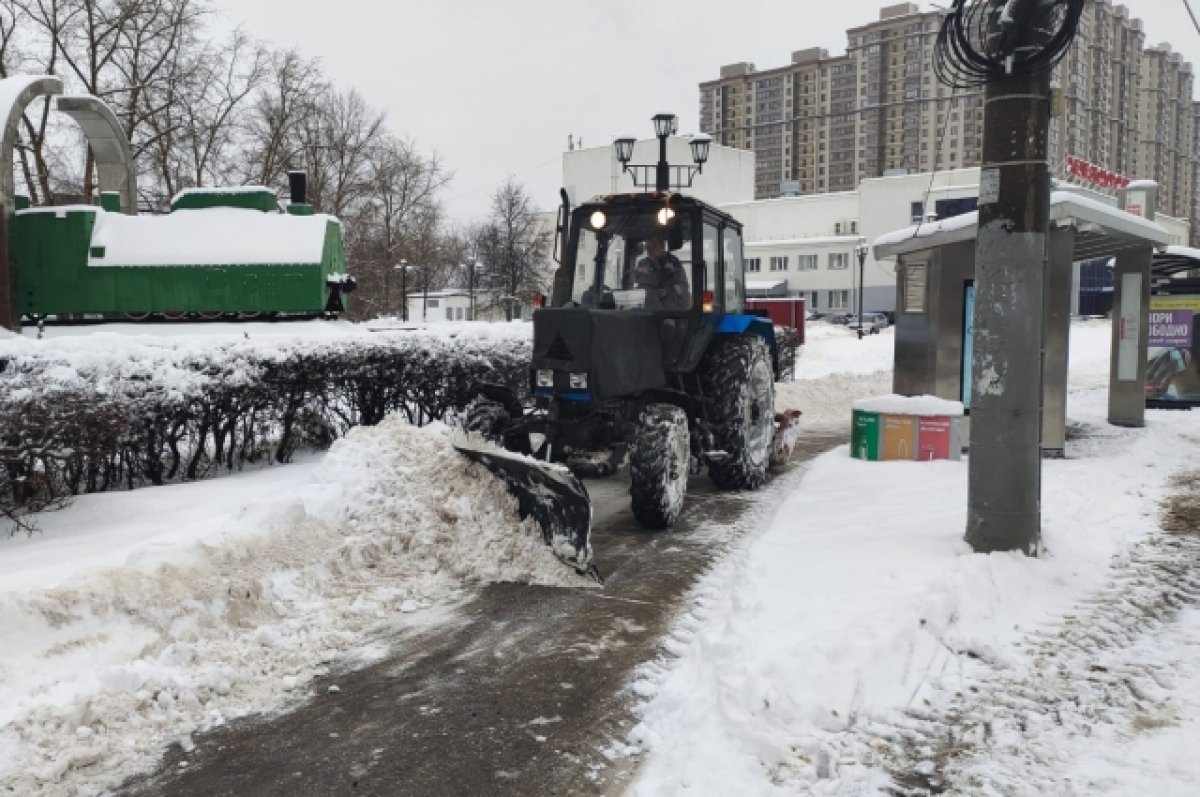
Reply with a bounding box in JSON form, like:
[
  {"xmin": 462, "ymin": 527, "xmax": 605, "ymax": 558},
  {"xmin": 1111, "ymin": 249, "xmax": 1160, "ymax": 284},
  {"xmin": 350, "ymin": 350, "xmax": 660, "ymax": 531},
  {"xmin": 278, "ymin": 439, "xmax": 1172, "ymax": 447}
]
[{"xmin": 453, "ymin": 438, "xmax": 599, "ymax": 582}]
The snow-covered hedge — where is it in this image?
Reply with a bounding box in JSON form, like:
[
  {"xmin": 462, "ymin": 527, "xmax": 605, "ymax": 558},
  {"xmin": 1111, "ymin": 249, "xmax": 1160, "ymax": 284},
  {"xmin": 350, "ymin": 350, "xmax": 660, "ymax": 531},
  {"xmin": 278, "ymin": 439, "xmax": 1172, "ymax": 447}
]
[{"xmin": 0, "ymin": 333, "xmax": 529, "ymax": 531}]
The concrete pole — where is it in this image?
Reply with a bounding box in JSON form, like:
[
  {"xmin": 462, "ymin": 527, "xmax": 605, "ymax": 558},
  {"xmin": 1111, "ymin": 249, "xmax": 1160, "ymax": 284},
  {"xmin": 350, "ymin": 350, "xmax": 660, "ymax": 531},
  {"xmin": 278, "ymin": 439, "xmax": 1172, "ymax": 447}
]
[
  {"xmin": 1107, "ymin": 183, "xmax": 1157, "ymax": 427},
  {"xmin": 965, "ymin": 2, "xmax": 1053, "ymax": 555}
]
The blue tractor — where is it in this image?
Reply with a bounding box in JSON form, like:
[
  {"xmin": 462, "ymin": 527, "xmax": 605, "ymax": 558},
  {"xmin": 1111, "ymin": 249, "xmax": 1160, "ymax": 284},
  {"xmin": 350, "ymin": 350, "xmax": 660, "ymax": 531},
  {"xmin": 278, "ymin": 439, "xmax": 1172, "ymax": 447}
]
[{"xmin": 457, "ymin": 116, "xmax": 782, "ymax": 578}]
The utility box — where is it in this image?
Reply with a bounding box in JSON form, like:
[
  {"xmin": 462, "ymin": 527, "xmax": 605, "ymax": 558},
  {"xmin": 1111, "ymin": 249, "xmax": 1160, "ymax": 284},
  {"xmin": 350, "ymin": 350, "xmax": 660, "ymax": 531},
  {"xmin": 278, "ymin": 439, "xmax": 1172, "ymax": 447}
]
[{"xmin": 850, "ymin": 395, "xmax": 964, "ymax": 461}]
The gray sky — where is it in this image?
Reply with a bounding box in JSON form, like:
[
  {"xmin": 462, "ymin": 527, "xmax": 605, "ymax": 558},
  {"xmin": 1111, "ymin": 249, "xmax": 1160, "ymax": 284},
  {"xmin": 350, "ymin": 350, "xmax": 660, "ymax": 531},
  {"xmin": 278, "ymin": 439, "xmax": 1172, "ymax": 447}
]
[{"xmin": 210, "ymin": 0, "xmax": 1200, "ymax": 225}]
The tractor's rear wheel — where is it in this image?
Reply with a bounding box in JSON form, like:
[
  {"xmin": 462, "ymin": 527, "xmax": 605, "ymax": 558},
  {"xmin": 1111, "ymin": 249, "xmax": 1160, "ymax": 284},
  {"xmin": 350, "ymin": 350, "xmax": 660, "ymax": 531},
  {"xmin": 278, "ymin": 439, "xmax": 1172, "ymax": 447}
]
[
  {"xmin": 460, "ymin": 397, "xmax": 531, "ymax": 455},
  {"xmin": 700, "ymin": 335, "xmax": 775, "ymax": 490},
  {"xmin": 629, "ymin": 403, "xmax": 690, "ymax": 529}
]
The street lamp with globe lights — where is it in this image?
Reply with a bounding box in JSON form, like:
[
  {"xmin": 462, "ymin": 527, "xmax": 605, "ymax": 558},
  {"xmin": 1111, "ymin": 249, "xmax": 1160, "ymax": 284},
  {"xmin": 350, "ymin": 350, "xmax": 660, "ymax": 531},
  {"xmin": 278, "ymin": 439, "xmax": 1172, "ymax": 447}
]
[{"xmin": 612, "ymin": 113, "xmax": 711, "ymax": 192}]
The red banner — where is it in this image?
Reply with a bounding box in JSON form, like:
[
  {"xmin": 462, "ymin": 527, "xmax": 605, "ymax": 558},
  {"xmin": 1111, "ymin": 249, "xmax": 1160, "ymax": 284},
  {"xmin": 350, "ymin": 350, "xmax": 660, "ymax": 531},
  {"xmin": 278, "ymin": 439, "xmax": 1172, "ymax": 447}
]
[{"xmin": 1066, "ymin": 155, "xmax": 1131, "ymax": 191}]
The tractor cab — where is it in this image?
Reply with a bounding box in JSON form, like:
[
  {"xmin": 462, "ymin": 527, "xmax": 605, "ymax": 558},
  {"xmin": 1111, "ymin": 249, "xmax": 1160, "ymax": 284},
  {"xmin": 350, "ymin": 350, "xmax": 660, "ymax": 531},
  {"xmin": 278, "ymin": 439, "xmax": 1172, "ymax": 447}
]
[
  {"xmin": 556, "ymin": 193, "xmax": 746, "ymax": 319},
  {"xmin": 535, "ymin": 193, "xmax": 753, "ymax": 396}
]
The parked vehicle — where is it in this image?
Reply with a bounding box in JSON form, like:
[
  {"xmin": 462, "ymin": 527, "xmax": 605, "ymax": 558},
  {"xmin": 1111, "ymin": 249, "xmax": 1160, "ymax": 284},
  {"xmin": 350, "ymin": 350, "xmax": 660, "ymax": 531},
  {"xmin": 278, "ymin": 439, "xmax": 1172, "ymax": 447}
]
[{"xmin": 845, "ymin": 313, "xmax": 889, "ymax": 334}]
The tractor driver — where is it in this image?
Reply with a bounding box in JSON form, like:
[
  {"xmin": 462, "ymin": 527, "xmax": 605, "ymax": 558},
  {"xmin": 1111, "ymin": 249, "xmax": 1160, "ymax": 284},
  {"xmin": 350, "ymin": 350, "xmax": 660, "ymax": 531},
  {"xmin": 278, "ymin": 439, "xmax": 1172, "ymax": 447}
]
[{"xmin": 627, "ymin": 235, "xmax": 690, "ymax": 311}]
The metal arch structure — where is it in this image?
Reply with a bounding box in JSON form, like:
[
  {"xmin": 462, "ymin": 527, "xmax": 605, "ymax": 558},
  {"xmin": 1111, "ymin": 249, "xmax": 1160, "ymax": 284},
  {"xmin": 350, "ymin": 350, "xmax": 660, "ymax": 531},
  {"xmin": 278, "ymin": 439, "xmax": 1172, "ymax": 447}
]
[
  {"xmin": 0, "ymin": 75, "xmax": 64, "ymax": 219},
  {"xmin": 55, "ymin": 95, "xmax": 138, "ymax": 215},
  {"xmin": 1, "ymin": 76, "xmax": 140, "ymax": 330},
  {"xmin": 1, "ymin": 74, "xmax": 63, "ymax": 330}
]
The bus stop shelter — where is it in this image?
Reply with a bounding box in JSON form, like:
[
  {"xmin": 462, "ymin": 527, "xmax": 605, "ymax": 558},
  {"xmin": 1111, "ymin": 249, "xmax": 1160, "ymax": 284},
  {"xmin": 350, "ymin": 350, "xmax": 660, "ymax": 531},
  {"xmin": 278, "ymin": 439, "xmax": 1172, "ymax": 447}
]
[{"xmin": 873, "ymin": 184, "xmax": 1170, "ymax": 457}]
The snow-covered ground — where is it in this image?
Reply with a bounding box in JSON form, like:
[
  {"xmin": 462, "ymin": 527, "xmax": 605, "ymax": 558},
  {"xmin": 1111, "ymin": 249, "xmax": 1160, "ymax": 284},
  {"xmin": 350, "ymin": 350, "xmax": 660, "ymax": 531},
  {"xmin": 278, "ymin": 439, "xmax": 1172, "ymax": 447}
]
[
  {"xmin": 5, "ymin": 315, "xmax": 1191, "ymax": 796},
  {"xmin": 628, "ymin": 318, "xmax": 1200, "ymax": 795}
]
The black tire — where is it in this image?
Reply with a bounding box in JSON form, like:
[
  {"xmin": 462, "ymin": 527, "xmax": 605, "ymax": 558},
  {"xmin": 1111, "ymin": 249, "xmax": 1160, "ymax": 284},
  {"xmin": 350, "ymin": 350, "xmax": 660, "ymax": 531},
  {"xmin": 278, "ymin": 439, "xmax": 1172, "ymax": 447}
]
[
  {"xmin": 629, "ymin": 404, "xmax": 690, "ymax": 529},
  {"xmin": 699, "ymin": 335, "xmax": 775, "ymax": 490},
  {"xmin": 460, "ymin": 397, "xmax": 531, "ymax": 455}
]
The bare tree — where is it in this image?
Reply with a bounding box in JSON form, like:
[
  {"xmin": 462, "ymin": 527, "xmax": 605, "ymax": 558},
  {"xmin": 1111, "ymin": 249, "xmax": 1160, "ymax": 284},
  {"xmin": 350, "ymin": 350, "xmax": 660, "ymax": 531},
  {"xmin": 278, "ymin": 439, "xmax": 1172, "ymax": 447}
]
[{"xmin": 476, "ymin": 177, "xmax": 550, "ymax": 319}]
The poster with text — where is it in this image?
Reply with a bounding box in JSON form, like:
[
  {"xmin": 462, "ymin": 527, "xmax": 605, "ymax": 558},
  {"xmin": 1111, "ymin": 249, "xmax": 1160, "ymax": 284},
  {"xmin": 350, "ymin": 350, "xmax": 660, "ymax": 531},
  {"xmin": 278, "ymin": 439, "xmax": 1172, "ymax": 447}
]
[{"xmin": 1147, "ymin": 295, "xmax": 1200, "ymax": 404}]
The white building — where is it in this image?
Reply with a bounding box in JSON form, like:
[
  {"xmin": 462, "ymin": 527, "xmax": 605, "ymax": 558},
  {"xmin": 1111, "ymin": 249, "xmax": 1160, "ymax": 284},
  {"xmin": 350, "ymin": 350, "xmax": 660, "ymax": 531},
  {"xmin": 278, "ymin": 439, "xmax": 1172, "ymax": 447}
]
[{"xmin": 402, "ymin": 290, "xmax": 528, "ymax": 324}]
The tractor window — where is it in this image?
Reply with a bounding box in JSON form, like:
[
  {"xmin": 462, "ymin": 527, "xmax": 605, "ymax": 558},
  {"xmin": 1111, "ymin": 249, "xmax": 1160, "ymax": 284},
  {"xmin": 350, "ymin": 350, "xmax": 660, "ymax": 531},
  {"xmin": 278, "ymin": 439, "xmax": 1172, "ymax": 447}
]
[
  {"xmin": 703, "ymin": 222, "xmax": 719, "ymax": 307},
  {"xmin": 573, "ymin": 228, "xmax": 629, "ymax": 305},
  {"xmin": 723, "ymin": 226, "xmax": 745, "ymax": 313}
]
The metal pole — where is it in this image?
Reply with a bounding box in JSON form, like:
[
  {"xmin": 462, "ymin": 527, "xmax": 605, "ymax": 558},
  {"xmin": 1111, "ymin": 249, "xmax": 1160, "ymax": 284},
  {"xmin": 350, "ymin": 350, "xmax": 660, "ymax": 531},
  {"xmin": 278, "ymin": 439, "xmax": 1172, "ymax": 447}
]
[
  {"xmin": 401, "ymin": 265, "xmax": 408, "ymax": 322},
  {"xmin": 423, "ymin": 265, "xmax": 428, "ymax": 322},
  {"xmin": 857, "ymin": 249, "xmax": 866, "ymax": 340},
  {"xmin": 965, "ymin": 0, "xmax": 1053, "ymax": 556},
  {"xmin": 384, "ymin": 267, "xmax": 391, "ymax": 317},
  {"xmin": 468, "ymin": 260, "xmax": 475, "ymax": 321},
  {"xmin": 656, "ymin": 133, "xmax": 669, "ymax": 192}
]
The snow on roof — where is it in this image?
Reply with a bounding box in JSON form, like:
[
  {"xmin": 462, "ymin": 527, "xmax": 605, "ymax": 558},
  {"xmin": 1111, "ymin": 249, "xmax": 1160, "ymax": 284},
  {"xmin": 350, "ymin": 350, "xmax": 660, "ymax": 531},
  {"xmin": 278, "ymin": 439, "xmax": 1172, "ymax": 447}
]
[
  {"xmin": 85, "ymin": 207, "xmax": 337, "ymax": 267},
  {"xmin": 853, "ymin": 394, "xmax": 965, "ymax": 416},
  {"xmin": 746, "ymin": 279, "xmax": 788, "ymax": 290},
  {"xmin": 1163, "ymin": 245, "xmax": 1200, "ymax": 260},
  {"xmin": 873, "ymin": 211, "xmax": 979, "ymax": 250},
  {"xmin": 1125, "ymin": 180, "xmax": 1159, "ymax": 190},
  {"xmin": 873, "ymin": 190, "xmax": 1171, "ymax": 256},
  {"xmin": 169, "ymin": 185, "xmax": 276, "ymax": 204}
]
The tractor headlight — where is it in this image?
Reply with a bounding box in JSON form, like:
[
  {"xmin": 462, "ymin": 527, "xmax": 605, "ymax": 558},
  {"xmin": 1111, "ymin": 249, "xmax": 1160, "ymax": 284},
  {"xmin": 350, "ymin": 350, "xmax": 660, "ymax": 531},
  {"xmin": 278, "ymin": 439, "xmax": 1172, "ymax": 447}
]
[
  {"xmin": 569, "ymin": 372, "xmax": 588, "ymax": 389},
  {"xmin": 657, "ymin": 207, "xmax": 675, "ymax": 225},
  {"xmin": 590, "ymin": 210, "xmax": 607, "ymax": 229},
  {"xmin": 536, "ymin": 369, "xmax": 554, "ymax": 388}
]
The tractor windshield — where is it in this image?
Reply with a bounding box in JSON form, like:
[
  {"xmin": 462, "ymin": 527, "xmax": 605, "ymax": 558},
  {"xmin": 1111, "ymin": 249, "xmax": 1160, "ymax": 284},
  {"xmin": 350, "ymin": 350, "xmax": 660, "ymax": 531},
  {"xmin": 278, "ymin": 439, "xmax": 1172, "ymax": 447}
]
[{"xmin": 572, "ymin": 210, "xmax": 694, "ymax": 311}]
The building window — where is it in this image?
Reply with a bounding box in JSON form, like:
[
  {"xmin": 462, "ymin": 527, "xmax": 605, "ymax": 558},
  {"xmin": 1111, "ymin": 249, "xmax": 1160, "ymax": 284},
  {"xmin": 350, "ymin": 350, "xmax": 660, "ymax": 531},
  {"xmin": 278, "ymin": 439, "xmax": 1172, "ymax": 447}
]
[
  {"xmin": 456, "ymin": 307, "xmax": 465, "ymax": 320},
  {"xmin": 427, "ymin": 298, "xmax": 440, "ymax": 308},
  {"xmin": 769, "ymin": 256, "xmax": 789, "ymax": 271},
  {"xmin": 746, "ymin": 257, "xmax": 762, "ymax": 272},
  {"xmin": 829, "ymin": 289, "xmax": 850, "ymax": 309},
  {"xmin": 828, "ymin": 252, "xmax": 850, "ymax": 270},
  {"xmin": 797, "ymin": 254, "xmax": 818, "ymax": 270},
  {"xmin": 910, "ymin": 201, "xmax": 925, "ymax": 223},
  {"xmin": 446, "ymin": 307, "xmax": 454, "ymax": 320}
]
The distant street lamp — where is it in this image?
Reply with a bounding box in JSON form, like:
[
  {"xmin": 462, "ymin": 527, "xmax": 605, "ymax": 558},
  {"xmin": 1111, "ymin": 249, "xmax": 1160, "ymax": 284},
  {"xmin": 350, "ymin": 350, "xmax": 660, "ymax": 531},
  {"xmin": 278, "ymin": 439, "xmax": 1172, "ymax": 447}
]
[
  {"xmin": 854, "ymin": 239, "xmax": 869, "ymax": 340},
  {"xmin": 398, "ymin": 259, "xmax": 409, "ymax": 322},
  {"xmin": 465, "ymin": 258, "xmax": 478, "ymax": 321}
]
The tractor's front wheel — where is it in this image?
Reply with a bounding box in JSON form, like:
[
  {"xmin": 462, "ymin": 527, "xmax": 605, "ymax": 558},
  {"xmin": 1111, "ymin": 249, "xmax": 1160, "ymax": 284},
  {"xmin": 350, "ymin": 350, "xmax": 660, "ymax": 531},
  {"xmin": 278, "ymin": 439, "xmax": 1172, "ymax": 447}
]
[
  {"xmin": 700, "ymin": 335, "xmax": 775, "ymax": 490},
  {"xmin": 460, "ymin": 397, "xmax": 531, "ymax": 455},
  {"xmin": 629, "ymin": 404, "xmax": 690, "ymax": 529}
]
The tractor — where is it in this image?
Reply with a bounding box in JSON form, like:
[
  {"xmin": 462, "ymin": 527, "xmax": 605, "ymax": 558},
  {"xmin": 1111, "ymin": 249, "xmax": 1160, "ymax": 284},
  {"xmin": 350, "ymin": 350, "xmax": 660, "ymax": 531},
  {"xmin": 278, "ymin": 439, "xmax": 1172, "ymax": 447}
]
[{"xmin": 456, "ymin": 114, "xmax": 784, "ymax": 578}]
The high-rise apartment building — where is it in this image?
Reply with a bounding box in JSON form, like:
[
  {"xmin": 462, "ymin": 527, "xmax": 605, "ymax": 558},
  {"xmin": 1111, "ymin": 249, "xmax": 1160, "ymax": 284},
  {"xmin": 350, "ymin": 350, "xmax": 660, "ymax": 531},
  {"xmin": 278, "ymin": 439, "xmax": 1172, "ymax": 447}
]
[{"xmin": 700, "ymin": 1, "xmax": 1197, "ymax": 230}]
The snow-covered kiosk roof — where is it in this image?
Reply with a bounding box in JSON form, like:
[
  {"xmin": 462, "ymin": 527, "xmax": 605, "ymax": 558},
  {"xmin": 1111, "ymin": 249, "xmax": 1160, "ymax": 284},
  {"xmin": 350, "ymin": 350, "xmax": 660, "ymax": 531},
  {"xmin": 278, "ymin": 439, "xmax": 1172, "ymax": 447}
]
[{"xmin": 872, "ymin": 189, "xmax": 1171, "ymax": 262}]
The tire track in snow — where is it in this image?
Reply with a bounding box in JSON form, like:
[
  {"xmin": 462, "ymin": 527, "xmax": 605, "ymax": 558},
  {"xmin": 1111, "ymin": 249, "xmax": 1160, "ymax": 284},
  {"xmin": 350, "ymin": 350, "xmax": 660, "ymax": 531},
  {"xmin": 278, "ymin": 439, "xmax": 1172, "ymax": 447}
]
[{"xmin": 817, "ymin": 471, "xmax": 1200, "ymax": 796}]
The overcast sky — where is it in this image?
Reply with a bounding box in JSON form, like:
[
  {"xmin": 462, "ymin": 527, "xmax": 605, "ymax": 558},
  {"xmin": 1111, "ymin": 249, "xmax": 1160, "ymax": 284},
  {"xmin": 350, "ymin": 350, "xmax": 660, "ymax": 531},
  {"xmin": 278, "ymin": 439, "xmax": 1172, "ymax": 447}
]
[{"xmin": 210, "ymin": 0, "xmax": 1200, "ymax": 225}]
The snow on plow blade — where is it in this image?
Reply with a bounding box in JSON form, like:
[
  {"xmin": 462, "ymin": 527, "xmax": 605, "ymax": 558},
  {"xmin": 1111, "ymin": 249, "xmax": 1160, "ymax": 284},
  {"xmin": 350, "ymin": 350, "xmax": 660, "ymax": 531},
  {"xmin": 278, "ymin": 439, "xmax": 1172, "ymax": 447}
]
[{"xmin": 453, "ymin": 438, "xmax": 599, "ymax": 581}]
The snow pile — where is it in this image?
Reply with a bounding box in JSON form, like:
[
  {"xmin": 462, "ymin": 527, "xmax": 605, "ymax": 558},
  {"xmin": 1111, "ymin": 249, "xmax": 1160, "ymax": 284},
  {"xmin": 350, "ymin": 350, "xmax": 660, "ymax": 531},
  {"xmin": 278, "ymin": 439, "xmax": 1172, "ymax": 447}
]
[
  {"xmin": 0, "ymin": 417, "xmax": 588, "ymax": 795},
  {"xmin": 852, "ymin": 394, "xmax": 964, "ymax": 416}
]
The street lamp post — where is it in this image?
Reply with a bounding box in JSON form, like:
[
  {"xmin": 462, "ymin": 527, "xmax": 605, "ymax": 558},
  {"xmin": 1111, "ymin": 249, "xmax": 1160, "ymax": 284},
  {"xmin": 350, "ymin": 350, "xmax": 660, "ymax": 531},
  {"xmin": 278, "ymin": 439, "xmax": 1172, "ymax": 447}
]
[
  {"xmin": 854, "ymin": 239, "xmax": 868, "ymax": 340},
  {"xmin": 612, "ymin": 113, "xmax": 710, "ymax": 192},
  {"xmin": 467, "ymin": 258, "xmax": 477, "ymax": 321},
  {"xmin": 399, "ymin": 259, "xmax": 408, "ymax": 322},
  {"xmin": 384, "ymin": 266, "xmax": 391, "ymax": 318}
]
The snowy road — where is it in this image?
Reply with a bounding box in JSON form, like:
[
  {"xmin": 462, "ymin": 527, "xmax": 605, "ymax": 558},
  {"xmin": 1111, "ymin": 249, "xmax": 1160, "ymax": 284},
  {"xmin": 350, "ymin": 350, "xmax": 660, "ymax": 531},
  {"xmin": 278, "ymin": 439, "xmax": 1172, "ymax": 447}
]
[{"xmin": 120, "ymin": 433, "xmax": 847, "ymax": 796}]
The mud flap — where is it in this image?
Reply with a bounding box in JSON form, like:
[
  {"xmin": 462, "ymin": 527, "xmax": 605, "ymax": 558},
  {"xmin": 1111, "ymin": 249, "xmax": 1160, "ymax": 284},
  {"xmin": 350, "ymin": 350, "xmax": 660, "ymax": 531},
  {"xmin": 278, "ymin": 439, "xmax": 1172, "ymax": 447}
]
[{"xmin": 453, "ymin": 438, "xmax": 601, "ymax": 583}]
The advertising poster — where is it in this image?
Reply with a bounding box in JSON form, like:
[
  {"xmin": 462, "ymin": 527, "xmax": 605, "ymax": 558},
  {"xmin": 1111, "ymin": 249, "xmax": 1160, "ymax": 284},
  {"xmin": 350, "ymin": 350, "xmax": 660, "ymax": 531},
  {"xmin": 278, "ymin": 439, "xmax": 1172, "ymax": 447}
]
[{"xmin": 1147, "ymin": 295, "xmax": 1200, "ymax": 405}]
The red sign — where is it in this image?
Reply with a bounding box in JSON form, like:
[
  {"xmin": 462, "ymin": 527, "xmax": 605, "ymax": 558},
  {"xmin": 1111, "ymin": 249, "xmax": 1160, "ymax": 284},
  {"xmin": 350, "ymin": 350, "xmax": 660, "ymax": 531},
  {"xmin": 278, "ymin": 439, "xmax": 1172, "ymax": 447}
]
[
  {"xmin": 917, "ymin": 416, "xmax": 952, "ymax": 461},
  {"xmin": 1066, "ymin": 155, "xmax": 1131, "ymax": 191}
]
